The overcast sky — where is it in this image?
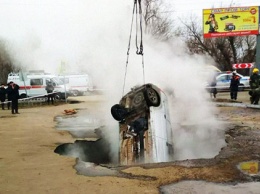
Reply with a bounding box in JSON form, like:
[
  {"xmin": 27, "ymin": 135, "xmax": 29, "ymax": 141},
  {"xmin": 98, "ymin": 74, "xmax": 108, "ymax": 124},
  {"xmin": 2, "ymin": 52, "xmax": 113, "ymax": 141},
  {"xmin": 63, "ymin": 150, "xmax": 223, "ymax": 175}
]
[
  {"xmin": 171, "ymin": 0, "xmax": 260, "ymax": 17},
  {"xmin": 0, "ymin": 0, "xmax": 259, "ymax": 73}
]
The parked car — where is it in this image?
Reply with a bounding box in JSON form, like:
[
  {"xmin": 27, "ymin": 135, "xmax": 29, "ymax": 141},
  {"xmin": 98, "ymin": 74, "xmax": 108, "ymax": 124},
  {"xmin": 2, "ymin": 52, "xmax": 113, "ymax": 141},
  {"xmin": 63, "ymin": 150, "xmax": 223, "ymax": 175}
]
[
  {"xmin": 215, "ymin": 72, "xmax": 250, "ymax": 91},
  {"xmin": 111, "ymin": 83, "xmax": 174, "ymax": 165}
]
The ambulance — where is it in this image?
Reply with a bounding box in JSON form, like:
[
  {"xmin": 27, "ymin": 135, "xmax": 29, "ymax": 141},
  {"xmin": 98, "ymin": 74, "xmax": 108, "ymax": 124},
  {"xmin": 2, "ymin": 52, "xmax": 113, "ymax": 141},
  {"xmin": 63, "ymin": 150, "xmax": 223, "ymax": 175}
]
[
  {"xmin": 58, "ymin": 74, "xmax": 94, "ymax": 96},
  {"xmin": 7, "ymin": 71, "xmax": 68, "ymax": 99}
]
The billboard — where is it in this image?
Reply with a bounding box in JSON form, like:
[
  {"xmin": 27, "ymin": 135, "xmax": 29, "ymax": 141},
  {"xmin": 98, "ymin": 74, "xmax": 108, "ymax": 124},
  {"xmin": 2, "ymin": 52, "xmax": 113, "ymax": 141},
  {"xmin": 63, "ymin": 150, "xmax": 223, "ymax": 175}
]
[{"xmin": 203, "ymin": 6, "xmax": 260, "ymax": 38}]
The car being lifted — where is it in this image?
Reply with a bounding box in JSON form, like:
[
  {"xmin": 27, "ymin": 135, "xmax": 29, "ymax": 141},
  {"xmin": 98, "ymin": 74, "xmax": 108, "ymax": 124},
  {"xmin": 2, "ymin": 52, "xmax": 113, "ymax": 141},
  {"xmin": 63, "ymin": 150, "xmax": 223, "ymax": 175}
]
[{"xmin": 111, "ymin": 83, "xmax": 174, "ymax": 165}]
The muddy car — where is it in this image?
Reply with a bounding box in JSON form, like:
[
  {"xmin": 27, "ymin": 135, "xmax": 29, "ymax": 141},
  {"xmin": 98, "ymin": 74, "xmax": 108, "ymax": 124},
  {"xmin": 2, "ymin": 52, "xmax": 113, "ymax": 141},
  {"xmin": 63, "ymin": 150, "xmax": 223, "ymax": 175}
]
[{"xmin": 111, "ymin": 83, "xmax": 174, "ymax": 165}]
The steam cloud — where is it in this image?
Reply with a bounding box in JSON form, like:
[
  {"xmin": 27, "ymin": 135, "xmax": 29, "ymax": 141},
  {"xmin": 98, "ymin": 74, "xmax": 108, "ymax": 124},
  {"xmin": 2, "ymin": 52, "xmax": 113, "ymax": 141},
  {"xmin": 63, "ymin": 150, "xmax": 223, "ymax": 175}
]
[{"xmin": 1, "ymin": 0, "xmax": 226, "ymax": 161}]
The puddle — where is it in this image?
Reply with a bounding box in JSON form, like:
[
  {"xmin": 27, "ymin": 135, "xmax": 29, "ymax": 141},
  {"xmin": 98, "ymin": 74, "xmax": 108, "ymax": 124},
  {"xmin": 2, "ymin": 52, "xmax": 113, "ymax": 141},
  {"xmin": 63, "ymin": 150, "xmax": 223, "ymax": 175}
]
[
  {"xmin": 160, "ymin": 180, "xmax": 260, "ymax": 194},
  {"xmin": 74, "ymin": 159, "xmax": 118, "ymax": 177},
  {"xmin": 54, "ymin": 110, "xmax": 103, "ymax": 138}
]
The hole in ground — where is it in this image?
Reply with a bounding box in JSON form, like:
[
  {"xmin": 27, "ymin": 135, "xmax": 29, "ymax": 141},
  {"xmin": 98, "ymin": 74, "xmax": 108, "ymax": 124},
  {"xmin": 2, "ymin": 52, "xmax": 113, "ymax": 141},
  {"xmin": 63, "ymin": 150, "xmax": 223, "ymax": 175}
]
[{"xmin": 54, "ymin": 138, "xmax": 112, "ymax": 164}]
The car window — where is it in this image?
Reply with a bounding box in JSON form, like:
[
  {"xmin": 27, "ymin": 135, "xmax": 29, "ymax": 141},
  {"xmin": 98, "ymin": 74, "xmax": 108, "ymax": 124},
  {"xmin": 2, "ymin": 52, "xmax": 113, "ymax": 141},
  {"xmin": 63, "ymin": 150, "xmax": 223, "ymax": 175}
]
[
  {"xmin": 30, "ymin": 79, "xmax": 43, "ymax": 86},
  {"xmin": 217, "ymin": 75, "xmax": 227, "ymax": 81}
]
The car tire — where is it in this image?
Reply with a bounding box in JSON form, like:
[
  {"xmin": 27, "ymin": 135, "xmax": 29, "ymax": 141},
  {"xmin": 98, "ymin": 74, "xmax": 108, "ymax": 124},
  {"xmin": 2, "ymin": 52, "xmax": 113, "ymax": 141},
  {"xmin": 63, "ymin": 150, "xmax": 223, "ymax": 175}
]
[
  {"xmin": 20, "ymin": 94, "xmax": 27, "ymax": 99},
  {"xmin": 54, "ymin": 94, "xmax": 61, "ymax": 100},
  {"xmin": 111, "ymin": 104, "xmax": 128, "ymax": 121},
  {"xmin": 71, "ymin": 90, "xmax": 79, "ymax": 96},
  {"xmin": 144, "ymin": 87, "xmax": 160, "ymax": 107}
]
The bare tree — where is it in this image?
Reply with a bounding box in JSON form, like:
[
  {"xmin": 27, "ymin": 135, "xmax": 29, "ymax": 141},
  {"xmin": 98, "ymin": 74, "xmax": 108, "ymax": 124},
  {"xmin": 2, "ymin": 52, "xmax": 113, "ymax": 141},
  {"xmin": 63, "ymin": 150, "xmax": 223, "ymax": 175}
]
[
  {"xmin": 0, "ymin": 40, "xmax": 15, "ymax": 84},
  {"xmin": 180, "ymin": 15, "xmax": 256, "ymax": 71},
  {"xmin": 142, "ymin": 0, "xmax": 174, "ymax": 40}
]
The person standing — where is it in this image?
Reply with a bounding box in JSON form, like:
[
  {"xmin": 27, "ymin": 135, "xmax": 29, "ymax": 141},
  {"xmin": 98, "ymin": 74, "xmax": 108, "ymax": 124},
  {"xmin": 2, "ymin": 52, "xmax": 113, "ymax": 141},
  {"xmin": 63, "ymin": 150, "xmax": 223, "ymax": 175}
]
[
  {"xmin": 45, "ymin": 81, "xmax": 54, "ymax": 105},
  {"xmin": 230, "ymin": 71, "xmax": 240, "ymax": 100},
  {"xmin": 9, "ymin": 81, "xmax": 20, "ymax": 114},
  {"xmin": 249, "ymin": 68, "xmax": 260, "ymax": 105},
  {"xmin": 207, "ymin": 72, "xmax": 218, "ymax": 98},
  {"xmin": 6, "ymin": 82, "xmax": 12, "ymax": 110},
  {"xmin": 0, "ymin": 84, "xmax": 6, "ymax": 110}
]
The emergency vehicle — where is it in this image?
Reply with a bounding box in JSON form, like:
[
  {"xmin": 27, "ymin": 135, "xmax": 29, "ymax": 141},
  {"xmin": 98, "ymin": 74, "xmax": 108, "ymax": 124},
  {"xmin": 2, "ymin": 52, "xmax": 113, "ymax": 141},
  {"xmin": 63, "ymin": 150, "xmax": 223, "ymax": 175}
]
[
  {"xmin": 58, "ymin": 74, "xmax": 93, "ymax": 96},
  {"xmin": 7, "ymin": 71, "xmax": 68, "ymax": 99}
]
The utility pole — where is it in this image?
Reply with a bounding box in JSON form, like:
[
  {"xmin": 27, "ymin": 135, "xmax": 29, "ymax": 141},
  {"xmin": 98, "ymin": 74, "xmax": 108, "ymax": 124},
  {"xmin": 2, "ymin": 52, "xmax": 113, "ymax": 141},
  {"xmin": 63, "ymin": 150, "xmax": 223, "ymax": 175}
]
[{"xmin": 256, "ymin": 35, "xmax": 260, "ymax": 70}]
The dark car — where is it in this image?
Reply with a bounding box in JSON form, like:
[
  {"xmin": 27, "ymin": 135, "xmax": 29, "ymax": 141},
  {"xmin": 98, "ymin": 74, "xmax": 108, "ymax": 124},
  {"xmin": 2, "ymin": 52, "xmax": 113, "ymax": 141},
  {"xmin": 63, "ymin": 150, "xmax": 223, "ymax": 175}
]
[{"xmin": 224, "ymin": 23, "xmax": 236, "ymax": 31}]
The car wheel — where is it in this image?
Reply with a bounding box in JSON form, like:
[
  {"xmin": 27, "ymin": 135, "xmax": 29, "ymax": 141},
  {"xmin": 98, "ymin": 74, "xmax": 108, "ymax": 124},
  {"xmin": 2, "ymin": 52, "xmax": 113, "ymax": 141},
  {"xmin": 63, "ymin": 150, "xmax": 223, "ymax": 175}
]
[
  {"xmin": 54, "ymin": 94, "xmax": 61, "ymax": 100},
  {"xmin": 111, "ymin": 104, "xmax": 128, "ymax": 121},
  {"xmin": 132, "ymin": 92, "xmax": 144, "ymax": 107},
  {"xmin": 71, "ymin": 90, "xmax": 79, "ymax": 96},
  {"xmin": 20, "ymin": 94, "xmax": 27, "ymax": 99},
  {"xmin": 144, "ymin": 88, "xmax": 160, "ymax": 107}
]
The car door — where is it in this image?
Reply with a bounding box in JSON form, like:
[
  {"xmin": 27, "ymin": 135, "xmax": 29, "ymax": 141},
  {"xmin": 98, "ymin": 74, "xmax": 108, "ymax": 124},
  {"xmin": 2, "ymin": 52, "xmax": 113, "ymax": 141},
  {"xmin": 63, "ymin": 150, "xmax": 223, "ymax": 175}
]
[
  {"xmin": 30, "ymin": 78, "xmax": 44, "ymax": 96},
  {"xmin": 217, "ymin": 74, "xmax": 230, "ymax": 89}
]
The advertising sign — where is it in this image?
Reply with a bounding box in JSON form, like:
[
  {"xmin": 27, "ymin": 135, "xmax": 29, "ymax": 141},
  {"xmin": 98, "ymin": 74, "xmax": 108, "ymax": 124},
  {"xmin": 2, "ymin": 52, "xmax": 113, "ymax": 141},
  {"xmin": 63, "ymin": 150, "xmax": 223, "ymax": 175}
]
[{"xmin": 203, "ymin": 6, "xmax": 260, "ymax": 38}]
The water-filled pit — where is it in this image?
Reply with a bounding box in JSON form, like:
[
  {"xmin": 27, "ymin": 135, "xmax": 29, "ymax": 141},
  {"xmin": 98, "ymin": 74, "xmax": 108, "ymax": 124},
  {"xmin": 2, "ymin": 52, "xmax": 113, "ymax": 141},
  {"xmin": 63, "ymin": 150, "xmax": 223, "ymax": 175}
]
[{"xmin": 54, "ymin": 108, "xmax": 227, "ymax": 176}]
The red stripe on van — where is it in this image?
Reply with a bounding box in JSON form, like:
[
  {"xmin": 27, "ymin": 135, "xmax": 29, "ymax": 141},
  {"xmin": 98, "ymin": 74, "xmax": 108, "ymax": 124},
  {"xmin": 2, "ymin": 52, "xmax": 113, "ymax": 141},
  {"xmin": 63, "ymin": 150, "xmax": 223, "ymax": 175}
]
[{"xmin": 20, "ymin": 86, "xmax": 32, "ymax": 89}]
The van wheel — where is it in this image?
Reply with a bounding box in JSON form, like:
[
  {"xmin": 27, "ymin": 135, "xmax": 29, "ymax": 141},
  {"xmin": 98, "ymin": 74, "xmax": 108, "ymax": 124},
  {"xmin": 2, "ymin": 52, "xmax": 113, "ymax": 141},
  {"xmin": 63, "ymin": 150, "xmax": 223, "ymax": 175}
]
[
  {"xmin": 20, "ymin": 94, "xmax": 27, "ymax": 99},
  {"xmin": 144, "ymin": 88, "xmax": 160, "ymax": 107},
  {"xmin": 54, "ymin": 94, "xmax": 60, "ymax": 100},
  {"xmin": 71, "ymin": 90, "xmax": 79, "ymax": 96},
  {"xmin": 111, "ymin": 104, "xmax": 128, "ymax": 121}
]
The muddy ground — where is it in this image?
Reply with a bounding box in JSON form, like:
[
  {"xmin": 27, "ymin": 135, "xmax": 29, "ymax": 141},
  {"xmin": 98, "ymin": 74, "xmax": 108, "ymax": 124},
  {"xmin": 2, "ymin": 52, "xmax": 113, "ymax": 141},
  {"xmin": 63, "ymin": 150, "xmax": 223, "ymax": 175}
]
[{"xmin": 0, "ymin": 91, "xmax": 260, "ymax": 194}]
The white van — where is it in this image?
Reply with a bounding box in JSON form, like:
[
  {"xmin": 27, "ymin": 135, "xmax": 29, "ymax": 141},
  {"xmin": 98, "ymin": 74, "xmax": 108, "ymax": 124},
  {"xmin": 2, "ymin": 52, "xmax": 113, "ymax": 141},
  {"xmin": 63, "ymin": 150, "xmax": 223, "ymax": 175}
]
[
  {"xmin": 7, "ymin": 71, "xmax": 68, "ymax": 99},
  {"xmin": 58, "ymin": 74, "xmax": 94, "ymax": 96},
  {"xmin": 111, "ymin": 83, "xmax": 174, "ymax": 165}
]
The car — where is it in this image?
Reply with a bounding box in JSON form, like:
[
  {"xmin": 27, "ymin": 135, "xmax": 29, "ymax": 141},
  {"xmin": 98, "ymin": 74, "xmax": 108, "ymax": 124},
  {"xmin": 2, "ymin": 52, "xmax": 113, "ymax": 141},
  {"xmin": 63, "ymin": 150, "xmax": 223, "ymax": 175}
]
[
  {"xmin": 224, "ymin": 23, "xmax": 236, "ymax": 31},
  {"xmin": 111, "ymin": 83, "xmax": 174, "ymax": 165},
  {"xmin": 215, "ymin": 72, "xmax": 250, "ymax": 91}
]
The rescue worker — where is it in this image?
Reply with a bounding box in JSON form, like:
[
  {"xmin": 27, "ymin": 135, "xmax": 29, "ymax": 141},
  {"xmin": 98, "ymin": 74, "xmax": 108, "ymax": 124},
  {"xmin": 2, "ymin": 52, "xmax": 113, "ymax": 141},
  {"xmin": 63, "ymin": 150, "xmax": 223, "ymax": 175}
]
[
  {"xmin": 0, "ymin": 84, "xmax": 6, "ymax": 110},
  {"xmin": 45, "ymin": 81, "xmax": 54, "ymax": 105},
  {"xmin": 230, "ymin": 71, "xmax": 240, "ymax": 100},
  {"xmin": 9, "ymin": 81, "xmax": 20, "ymax": 114},
  {"xmin": 249, "ymin": 68, "xmax": 260, "ymax": 105}
]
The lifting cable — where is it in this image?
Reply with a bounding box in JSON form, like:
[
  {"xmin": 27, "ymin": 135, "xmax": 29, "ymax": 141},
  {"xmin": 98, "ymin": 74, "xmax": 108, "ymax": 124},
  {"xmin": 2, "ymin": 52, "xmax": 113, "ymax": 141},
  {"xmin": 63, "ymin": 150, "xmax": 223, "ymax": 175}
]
[{"xmin": 122, "ymin": 0, "xmax": 145, "ymax": 96}]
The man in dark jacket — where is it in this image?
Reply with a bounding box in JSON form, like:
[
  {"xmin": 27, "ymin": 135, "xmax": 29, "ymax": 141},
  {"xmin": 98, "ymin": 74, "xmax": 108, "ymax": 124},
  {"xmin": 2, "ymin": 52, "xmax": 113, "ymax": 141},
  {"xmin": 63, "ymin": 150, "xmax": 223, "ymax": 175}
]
[
  {"xmin": 0, "ymin": 84, "xmax": 6, "ymax": 110},
  {"xmin": 9, "ymin": 82, "xmax": 20, "ymax": 114},
  {"xmin": 230, "ymin": 71, "xmax": 240, "ymax": 100},
  {"xmin": 6, "ymin": 82, "xmax": 12, "ymax": 110},
  {"xmin": 249, "ymin": 68, "xmax": 260, "ymax": 105},
  {"xmin": 45, "ymin": 81, "xmax": 54, "ymax": 105}
]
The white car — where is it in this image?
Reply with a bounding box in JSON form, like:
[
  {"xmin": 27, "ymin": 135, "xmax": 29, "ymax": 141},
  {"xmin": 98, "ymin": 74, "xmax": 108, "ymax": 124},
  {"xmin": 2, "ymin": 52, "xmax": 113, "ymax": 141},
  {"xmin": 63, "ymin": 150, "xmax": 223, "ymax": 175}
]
[
  {"xmin": 215, "ymin": 72, "xmax": 250, "ymax": 91},
  {"xmin": 111, "ymin": 83, "xmax": 174, "ymax": 165}
]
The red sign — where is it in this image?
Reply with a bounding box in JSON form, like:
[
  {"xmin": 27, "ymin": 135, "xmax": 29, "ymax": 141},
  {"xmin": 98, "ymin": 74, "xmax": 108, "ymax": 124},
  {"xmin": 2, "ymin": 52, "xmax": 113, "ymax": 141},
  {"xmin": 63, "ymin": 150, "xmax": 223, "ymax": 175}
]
[{"xmin": 232, "ymin": 63, "xmax": 254, "ymax": 69}]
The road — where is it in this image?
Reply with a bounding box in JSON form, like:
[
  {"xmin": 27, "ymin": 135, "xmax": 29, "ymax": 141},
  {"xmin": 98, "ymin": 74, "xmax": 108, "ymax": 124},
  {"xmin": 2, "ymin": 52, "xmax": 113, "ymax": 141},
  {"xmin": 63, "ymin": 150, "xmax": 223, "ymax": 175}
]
[{"xmin": 0, "ymin": 92, "xmax": 260, "ymax": 194}]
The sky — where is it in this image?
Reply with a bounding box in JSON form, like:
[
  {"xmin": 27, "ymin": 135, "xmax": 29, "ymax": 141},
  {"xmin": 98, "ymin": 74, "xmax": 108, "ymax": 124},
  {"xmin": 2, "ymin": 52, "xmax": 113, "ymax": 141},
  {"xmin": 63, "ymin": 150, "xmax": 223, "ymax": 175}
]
[
  {"xmin": 171, "ymin": 0, "xmax": 260, "ymax": 16},
  {"xmin": 0, "ymin": 0, "xmax": 258, "ymax": 161}
]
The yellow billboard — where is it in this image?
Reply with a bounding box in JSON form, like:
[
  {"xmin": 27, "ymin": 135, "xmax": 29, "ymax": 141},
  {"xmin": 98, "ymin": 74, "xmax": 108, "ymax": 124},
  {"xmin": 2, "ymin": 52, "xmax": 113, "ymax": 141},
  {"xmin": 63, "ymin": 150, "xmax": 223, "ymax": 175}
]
[{"xmin": 203, "ymin": 6, "xmax": 260, "ymax": 38}]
